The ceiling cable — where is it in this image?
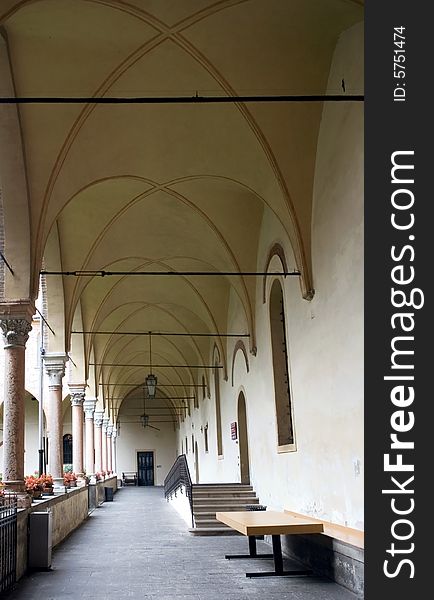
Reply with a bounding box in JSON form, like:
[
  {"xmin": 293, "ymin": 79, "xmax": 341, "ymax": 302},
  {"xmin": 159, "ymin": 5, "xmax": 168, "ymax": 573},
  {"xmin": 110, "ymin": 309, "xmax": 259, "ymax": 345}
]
[
  {"xmin": 74, "ymin": 331, "xmax": 249, "ymax": 337},
  {"xmin": 90, "ymin": 362, "xmax": 222, "ymax": 368},
  {"xmin": 41, "ymin": 270, "xmax": 300, "ymax": 277},
  {"xmin": 35, "ymin": 308, "xmax": 56, "ymax": 336},
  {"xmin": 0, "ymin": 252, "xmax": 14, "ymax": 275},
  {"xmin": 0, "ymin": 94, "xmax": 364, "ymax": 105}
]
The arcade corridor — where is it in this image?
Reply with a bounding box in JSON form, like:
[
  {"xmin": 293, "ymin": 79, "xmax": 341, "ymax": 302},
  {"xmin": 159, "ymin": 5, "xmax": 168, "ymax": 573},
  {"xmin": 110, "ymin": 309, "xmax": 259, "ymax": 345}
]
[{"xmin": 4, "ymin": 487, "xmax": 359, "ymax": 599}]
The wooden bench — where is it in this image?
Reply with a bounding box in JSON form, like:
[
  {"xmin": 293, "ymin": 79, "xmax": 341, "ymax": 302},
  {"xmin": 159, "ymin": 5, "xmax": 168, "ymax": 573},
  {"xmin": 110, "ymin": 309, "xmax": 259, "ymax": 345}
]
[
  {"xmin": 283, "ymin": 509, "xmax": 364, "ymax": 549},
  {"xmin": 216, "ymin": 510, "xmax": 324, "ymax": 577},
  {"xmin": 122, "ymin": 472, "xmax": 137, "ymax": 486}
]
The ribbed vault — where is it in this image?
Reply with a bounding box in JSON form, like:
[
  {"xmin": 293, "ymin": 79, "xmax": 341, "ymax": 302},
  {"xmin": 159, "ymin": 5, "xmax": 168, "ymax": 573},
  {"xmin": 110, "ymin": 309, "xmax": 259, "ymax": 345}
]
[{"xmin": 0, "ymin": 0, "xmax": 364, "ymax": 422}]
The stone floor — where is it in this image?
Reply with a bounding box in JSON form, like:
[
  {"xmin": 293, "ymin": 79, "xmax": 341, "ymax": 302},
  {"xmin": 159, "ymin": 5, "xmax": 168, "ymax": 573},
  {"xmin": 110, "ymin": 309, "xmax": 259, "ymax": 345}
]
[{"xmin": 5, "ymin": 487, "xmax": 360, "ymax": 599}]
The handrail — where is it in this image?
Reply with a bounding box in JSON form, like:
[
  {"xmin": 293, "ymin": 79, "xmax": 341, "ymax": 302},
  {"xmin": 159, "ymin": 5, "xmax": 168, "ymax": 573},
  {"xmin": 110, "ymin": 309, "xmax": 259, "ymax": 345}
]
[{"xmin": 164, "ymin": 454, "xmax": 194, "ymax": 527}]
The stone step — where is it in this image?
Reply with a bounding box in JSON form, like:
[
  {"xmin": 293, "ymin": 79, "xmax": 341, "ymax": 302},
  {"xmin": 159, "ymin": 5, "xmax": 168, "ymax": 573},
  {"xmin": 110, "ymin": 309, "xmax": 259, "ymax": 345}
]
[
  {"xmin": 193, "ymin": 497, "xmax": 259, "ymax": 506},
  {"xmin": 193, "ymin": 491, "xmax": 257, "ymax": 498},
  {"xmin": 193, "ymin": 518, "xmax": 225, "ymax": 528},
  {"xmin": 189, "ymin": 481, "xmax": 260, "ymax": 536},
  {"xmin": 189, "ymin": 526, "xmax": 241, "ymax": 536},
  {"xmin": 194, "ymin": 484, "xmax": 253, "ymax": 491},
  {"xmin": 193, "ymin": 504, "xmax": 258, "ymax": 515}
]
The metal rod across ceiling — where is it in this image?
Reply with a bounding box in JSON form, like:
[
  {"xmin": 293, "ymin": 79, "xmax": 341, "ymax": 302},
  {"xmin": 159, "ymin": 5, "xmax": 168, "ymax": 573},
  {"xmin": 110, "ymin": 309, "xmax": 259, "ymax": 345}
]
[
  {"xmin": 100, "ymin": 383, "xmax": 205, "ymax": 387},
  {"xmin": 41, "ymin": 270, "xmax": 300, "ymax": 277},
  {"xmin": 74, "ymin": 331, "xmax": 249, "ymax": 337},
  {"xmin": 90, "ymin": 362, "xmax": 222, "ymax": 368},
  {"xmin": 1, "ymin": 94, "xmax": 364, "ymax": 105}
]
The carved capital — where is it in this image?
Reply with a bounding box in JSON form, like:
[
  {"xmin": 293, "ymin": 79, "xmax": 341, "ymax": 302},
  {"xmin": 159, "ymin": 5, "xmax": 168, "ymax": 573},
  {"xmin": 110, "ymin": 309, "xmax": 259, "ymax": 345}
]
[
  {"xmin": 107, "ymin": 425, "xmax": 113, "ymax": 437},
  {"xmin": 0, "ymin": 318, "xmax": 32, "ymax": 348},
  {"xmin": 44, "ymin": 353, "xmax": 67, "ymax": 387},
  {"xmin": 94, "ymin": 410, "xmax": 104, "ymax": 427},
  {"xmin": 70, "ymin": 392, "xmax": 85, "ymax": 406},
  {"xmin": 69, "ymin": 383, "xmax": 86, "ymax": 406},
  {"xmin": 102, "ymin": 417, "xmax": 110, "ymax": 432},
  {"xmin": 84, "ymin": 398, "xmax": 97, "ymax": 419}
]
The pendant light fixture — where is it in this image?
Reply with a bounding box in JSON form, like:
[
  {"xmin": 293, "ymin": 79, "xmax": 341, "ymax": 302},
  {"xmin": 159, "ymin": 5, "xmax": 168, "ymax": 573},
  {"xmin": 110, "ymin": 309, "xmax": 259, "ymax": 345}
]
[{"xmin": 145, "ymin": 332, "xmax": 157, "ymax": 398}]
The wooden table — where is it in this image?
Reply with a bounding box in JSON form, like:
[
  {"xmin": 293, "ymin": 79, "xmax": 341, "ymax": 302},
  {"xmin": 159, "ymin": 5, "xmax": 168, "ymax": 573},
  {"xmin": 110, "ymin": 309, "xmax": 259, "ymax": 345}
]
[{"xmin": 216, "ymin": 510, "xmax": 324, "ymax": 578}]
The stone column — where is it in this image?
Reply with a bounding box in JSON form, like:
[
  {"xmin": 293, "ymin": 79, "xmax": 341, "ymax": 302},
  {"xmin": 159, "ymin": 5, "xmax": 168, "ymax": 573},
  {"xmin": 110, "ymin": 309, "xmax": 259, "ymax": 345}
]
[
  {"xmin": 44, "ymin": 353, "xmax": 67, "ymax": 491},
  {"xmin": 107, "ymin": 425, "xmax": 113, "ymax": 472},
  {"xmin": 102, "ymin": 417, "xmax": 110, "ymax": 473},
  {"xmin": 84, "ymin": 398, "xmax": 96, "ymax": 477},
  {"xmin": 0, "ymin": 304, "xmax": 33, "ymax": 507},
  {"xmin": 69, "ymin": 384, "xmax": 85, "ymax": 479},
  {"xmin": 94, "ymin": 411, "xmax": 104, "ymax": 473}
]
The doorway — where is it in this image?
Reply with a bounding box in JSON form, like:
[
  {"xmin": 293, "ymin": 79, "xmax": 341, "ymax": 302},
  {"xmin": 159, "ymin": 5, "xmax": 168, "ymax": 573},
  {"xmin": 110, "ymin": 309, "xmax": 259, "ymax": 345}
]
[
  {"xmin": 137, "ymin": 451, "xmax": 154, "ymax": 486},
  {"xmin": 237, "ymin": 392, "xmax": 250, "ymax": 484}
]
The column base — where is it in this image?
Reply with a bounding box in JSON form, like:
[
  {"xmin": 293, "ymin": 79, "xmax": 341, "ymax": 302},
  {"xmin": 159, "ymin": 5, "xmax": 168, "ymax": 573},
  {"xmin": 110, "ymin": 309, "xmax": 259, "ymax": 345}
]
[
  {"xmin": 2, "ymin": 479, "xmax": 32, "ymax": 507},
  {"xmin": 3, "ymin": 490, "xmax": 32, "ymax": 508},
  {"xmin": 53, "ymin": 477, "xmax": 66, "ymax": 493}
]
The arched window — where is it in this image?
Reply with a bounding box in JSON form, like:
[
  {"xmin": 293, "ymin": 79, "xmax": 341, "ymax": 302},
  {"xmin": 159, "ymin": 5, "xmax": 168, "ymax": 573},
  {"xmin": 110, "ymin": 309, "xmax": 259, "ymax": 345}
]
[
  {"xmin": 214, "ymin": 362, "xmax": 223, "ymax": 457},
  {"xmin": 204, "ymin": 423, "xmax": 209, "ymax": 453},
  {"xmin": 270, "ymin": 280, "xmax": 295, "ymax": 449},
  {"xmin": 63, "ymin": 433, "xmax": 73, "ymax": 465}
]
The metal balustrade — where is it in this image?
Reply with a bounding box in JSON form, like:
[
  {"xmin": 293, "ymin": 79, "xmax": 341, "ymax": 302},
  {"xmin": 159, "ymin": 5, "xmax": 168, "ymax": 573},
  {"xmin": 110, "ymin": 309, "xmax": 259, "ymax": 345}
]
[
  {"xmin": 0, "ymin": 496, "xmax": 17, "ymax": 595},
  {"xmin": 164, "ymin": 455, "xmax": 194, "ymax": 527}
]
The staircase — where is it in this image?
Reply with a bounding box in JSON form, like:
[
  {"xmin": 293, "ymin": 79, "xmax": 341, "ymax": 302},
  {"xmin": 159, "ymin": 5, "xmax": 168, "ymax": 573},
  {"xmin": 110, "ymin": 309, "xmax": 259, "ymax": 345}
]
[{"xmin": 190, "ymin": 483, "xmax": 260, "ymax": 535}]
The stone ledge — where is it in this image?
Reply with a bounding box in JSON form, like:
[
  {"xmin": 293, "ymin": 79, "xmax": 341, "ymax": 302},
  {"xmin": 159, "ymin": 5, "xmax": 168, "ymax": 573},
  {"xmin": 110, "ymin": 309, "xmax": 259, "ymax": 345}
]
[{"xmin": 16, "ymin": 485, "xmax": 89, "ymax": 580}]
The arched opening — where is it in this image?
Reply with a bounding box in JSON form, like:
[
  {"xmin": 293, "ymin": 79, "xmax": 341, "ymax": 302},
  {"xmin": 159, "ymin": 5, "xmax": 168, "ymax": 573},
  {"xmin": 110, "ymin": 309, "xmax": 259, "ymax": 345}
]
[
  {"xmin": 63, "ymin": 433, "xmax": 73, "ymax": 468},
  {"xmin": 270, "ymin": 280, "xmax": 296, "ymax": 450},
  {"xmin": 237, "ymin": 392, "xmax": 250, "ymax": 484},
  {"xmin": 214, "ymin": 362, "xmax": 223, "ymax": 457},
  {"xmin": 204, "ymin": 423, "xmax": 209, "ymax": 453}
]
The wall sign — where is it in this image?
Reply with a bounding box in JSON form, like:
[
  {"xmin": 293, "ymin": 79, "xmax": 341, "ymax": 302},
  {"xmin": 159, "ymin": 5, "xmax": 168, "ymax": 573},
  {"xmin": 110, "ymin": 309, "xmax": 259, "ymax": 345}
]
[{"xmin": 231, "ymin": 422, "xmax": 238, "ymax": 440}]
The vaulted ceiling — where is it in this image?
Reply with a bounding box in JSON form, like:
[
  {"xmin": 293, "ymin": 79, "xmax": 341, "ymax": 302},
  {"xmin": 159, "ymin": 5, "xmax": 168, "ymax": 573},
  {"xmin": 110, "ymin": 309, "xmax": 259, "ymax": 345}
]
[{"xmin": 0, "ymin": 0, "xmax": 364, "ymax": 415}]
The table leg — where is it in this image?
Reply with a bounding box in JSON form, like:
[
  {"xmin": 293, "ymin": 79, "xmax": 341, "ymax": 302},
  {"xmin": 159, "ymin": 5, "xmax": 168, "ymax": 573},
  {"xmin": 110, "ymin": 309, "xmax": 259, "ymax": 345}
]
[
  {"xmin": 225, "ymin": 536, "xmax": 273, "ymax": 560},
  {"xmin": 246, "ymin": 535, "xmax": 312, "ymax": 578}
]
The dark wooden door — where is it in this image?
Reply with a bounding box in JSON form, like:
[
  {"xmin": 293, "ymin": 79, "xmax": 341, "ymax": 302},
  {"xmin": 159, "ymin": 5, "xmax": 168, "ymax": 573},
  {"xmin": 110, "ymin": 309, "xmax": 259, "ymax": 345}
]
[{"xmin": 137, "ymin": 451, "xmax": 154, "ymax": 486}]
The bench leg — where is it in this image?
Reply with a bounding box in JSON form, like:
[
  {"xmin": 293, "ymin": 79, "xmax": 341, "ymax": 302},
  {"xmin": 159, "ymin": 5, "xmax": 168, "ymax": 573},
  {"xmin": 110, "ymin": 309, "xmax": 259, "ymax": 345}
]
[
  {"xmin": 225, "ymin": 536, "xmax": 273, "ymax": 560},
  {"xmin": 246, "ymin": 535, "xmax": 312, "ymax": 578}
]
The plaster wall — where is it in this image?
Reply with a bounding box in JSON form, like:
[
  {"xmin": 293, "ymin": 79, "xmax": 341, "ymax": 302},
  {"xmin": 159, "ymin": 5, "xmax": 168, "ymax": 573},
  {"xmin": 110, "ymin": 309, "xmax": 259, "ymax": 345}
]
[
  {"xmin": 116, "ymin": 420, "xmax": 177, "ymax": 486},
  {"xmin": 176, "ymin": 22, "xmax": 363, "ymax": 529}
]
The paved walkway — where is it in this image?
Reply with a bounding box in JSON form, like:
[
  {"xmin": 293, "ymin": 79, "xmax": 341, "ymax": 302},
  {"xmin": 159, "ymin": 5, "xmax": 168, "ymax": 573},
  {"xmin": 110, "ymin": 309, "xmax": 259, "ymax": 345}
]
[{"xmin": 6, "ymin": 487, "xmax": 359, "ymax": 599}]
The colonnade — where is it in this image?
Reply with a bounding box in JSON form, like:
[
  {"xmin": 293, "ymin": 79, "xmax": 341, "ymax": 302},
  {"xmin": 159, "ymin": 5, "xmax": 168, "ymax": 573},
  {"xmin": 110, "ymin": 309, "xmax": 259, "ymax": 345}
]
[{"xmin": 0, "ymin": 305, "xmax": 117, "ymax": 505}]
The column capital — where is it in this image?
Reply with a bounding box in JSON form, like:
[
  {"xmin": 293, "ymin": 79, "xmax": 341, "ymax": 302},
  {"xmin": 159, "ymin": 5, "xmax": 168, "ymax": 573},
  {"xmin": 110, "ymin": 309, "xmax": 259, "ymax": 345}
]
[
  {"xmin": 102, "ymin": 417, "xmax": 110, "ymax": 432},
  {"xmin": 0, "ymin": 318, "xmax": 32, "ymax": 348},
  {"xmin": 69, "ymin": 383, "xmax": 86, "ymax": 406},
  {"xmin": 94, "ymin": 410, "xmax": 104, "ymax": 427},
  {"xmin": 0, "ymin": 303, "xmax": 33, "ymax": 347},
  {"xmin": 107, "ymin": 425, "xmax": 113, "ymax": 437},
  {"xmin": 44, "ymin": 353, "xmax": 68, "ymax": 387},
  {"xmin": 84, "ymin": 398, "xmax": 97, "ymax": 418},
  {"xmin": 112, "ymin": 427, "xmax": 118, "ymax": 440}
]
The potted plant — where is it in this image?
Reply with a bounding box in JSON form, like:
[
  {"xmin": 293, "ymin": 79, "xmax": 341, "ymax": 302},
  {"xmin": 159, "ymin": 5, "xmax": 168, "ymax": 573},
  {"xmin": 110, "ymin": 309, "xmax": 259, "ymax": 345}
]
[
  {"xmin": 25, "ymin": 475, "xmax": 44, "ymax": 499},
  {"xmin": 63, "ymin": 472, "xmax": 78, "ymax": 487},
  {"xmin": 40, "ymin": 474, "xmax": 54, "ymax": 495}
]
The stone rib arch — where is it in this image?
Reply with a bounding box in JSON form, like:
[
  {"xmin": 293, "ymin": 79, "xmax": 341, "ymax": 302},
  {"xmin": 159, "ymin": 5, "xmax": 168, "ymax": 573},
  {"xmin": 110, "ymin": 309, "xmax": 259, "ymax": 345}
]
[{"xmin": 231, "ymin": 340, "xmax": 249, "ymax": 387}]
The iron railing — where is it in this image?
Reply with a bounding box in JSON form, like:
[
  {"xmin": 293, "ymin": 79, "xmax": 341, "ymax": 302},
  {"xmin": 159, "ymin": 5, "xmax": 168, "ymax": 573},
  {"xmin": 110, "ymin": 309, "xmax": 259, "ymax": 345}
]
[
  {"xmin": 164, "ymin": 455, "xmax": 194, "ymax": 527},
  {"xmin": 0, "ymin": 496, "xmax": 17, "ymax": 595}
]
